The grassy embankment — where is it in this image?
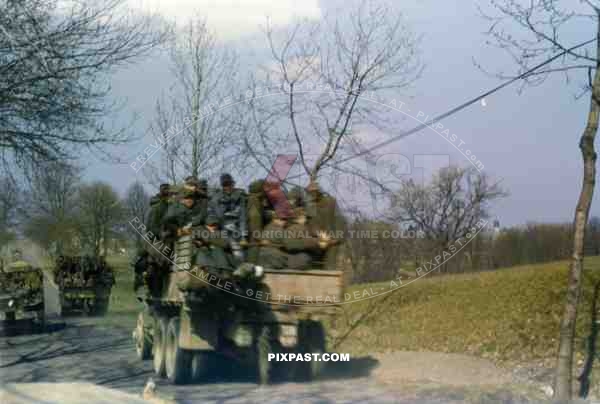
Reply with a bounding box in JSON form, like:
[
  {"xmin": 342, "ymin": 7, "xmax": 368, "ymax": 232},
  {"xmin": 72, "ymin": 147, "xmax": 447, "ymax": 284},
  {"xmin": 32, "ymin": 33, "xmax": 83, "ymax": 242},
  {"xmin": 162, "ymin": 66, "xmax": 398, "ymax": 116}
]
[{"xmin": 332, "ymin": 256, "xmax": 600, "ymax": 366}]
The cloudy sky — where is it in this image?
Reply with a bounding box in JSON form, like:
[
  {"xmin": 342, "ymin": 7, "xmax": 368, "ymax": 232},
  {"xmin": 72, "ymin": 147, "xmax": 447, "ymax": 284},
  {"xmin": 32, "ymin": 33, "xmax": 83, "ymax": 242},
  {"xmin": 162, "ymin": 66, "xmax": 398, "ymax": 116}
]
[{"xmin": 88, "ymin": 0, "xmax": 599, "ymax": 227}]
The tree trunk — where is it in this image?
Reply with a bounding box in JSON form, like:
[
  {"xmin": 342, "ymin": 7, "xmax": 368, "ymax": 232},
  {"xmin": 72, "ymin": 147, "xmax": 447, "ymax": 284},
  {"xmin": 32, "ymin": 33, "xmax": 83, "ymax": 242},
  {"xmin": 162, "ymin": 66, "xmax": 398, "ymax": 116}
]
[{"xmin": 554, "ymin": 34, "xmax": 600, "ymax": 401}]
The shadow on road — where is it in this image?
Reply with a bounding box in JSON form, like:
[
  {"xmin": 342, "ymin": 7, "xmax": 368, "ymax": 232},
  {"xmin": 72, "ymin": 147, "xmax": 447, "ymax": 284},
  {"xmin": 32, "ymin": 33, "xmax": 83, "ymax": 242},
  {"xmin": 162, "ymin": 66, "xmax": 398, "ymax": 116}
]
[
  {"xmin": 178, "ymin": 352, "xmax": 379, "ymax": 385},
  {"xmin": 1, "ymin": 318, "xmax": 377, "ymax": 397},
  {"xmin": 0, "ymin": 319, "xmax": 66, "ymax": 338}
]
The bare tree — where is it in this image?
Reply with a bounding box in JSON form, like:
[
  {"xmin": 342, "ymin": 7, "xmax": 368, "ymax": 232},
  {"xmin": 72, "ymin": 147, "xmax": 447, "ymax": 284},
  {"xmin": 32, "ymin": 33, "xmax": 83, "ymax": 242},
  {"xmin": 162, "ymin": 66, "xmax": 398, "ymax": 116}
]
[
  {"xmin": 76, "ymin": 181, "xmax": 123, "ymax": 258},
  {"xmin": 390, "ymin": 166, "xmax": 507, "ymax": 272},
  {"xmin": 480, "ymin": 1, "xmax": 599, "ymax": 399},
  {"xmin": 0, "ymin": 0, "xmax": 170, "ymax": 176},
  {"xmin": 243, "ymin": 0, "xmax": 422, "ymax": 193},
  {"xmin": 146, "ymin": 16, "xmax": 240, "ymax": 184},
  {"xmin": 123, "ymin": 181, "xmax": 150, "ymax": 249},
  {"xmin": 22, "ymin": 162, "xmax": 80, "ymax": 255},
  {"xmin": 0, "ymin": 176, "xmax": 19, "ymax": 243},
  {"xmin": 344, "ymin": 214, "xmax": 408, "ymax": 284}
]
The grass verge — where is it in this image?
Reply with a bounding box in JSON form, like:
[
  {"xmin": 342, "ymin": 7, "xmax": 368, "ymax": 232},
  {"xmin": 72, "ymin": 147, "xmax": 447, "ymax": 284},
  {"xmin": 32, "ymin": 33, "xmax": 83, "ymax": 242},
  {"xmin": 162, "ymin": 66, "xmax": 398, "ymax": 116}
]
[{"xmin": 330, "ymin": 256, "xmax": 600, "ymax": 364}]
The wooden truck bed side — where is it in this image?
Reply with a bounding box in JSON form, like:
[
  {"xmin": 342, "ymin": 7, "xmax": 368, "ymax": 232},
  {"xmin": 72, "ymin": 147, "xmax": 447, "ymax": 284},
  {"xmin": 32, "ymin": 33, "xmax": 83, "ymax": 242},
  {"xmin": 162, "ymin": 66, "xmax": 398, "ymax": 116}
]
[{"xmin": 160, "ymin": 232, "xmax": 344, "ymax": 311}]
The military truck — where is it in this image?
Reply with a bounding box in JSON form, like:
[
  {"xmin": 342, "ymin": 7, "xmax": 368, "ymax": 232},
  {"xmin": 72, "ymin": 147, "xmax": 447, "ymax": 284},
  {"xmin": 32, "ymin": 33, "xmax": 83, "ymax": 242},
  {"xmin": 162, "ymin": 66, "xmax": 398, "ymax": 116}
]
[
  {"xmin": 54, "ymin": 256, "xmax": 115, "ymax": 316},
  {"xmin": 0, "ymin": 256, "xmax": 45, "ymax": 328},
  {"xmin": 133, "ymin": 230, "xmax": 343, "ymax": 385}
]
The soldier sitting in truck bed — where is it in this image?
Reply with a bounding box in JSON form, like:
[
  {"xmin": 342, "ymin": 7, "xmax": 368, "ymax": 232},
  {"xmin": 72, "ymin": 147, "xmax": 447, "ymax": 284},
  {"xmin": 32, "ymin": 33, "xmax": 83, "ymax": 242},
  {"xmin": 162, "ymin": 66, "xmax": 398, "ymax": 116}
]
[
  {"xmin": 191, "ymin": 211, "xmax": 261, "ymax": 279},
  {"xmin": 162, "ymin": 178, "xmax": 208, "ymax": 242},
  {"xmin": 258, "ymin": 208, "xmax": 335, "ymax": 270},
  {"xmin": 133, "ymin": 183, "xmax": 172, "ymax": 292},
  {"xmin": 208, "ymin": 174, "xmax": 248, "ymax": 261},
  {"xmin": 247, "ymin": 179, "xmax": 278, "ymax": 264},
  {"xmin": 305, "ymin": 180, "xmax": 344, "ymax": 270},
  {"xmin": 256, "ymin": 209, "xmax": 290, "ymax": 269},
  {"xmin": 284, "ymin": 207, "xmax": 334, "ymax": 270},
  {"xmin": 134, "ymin": 178, "xmax": 207, "ymax": 295}
]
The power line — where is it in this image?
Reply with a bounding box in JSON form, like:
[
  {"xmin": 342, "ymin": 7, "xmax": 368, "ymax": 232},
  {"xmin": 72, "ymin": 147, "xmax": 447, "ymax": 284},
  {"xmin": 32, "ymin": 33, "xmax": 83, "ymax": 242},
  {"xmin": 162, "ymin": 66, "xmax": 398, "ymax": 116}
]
[{"xmin": 326, "ymin": 37, "xmax": 597, "ymax": 169}]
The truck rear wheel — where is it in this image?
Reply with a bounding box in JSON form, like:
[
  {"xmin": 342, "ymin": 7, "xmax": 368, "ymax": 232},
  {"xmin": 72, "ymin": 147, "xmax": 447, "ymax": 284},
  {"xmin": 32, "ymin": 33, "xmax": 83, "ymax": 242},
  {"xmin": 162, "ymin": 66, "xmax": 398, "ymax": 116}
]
[
  {"xmin": 35, "ymin": 309, "xmax": 45, "ymax": 330},
  {"xmin": 297, "ymin": 321, "xmax": 326, "ymax": 381},
  {"xmin": 256, "ymin": 326, "xmax": 272, "ymax": 385},
  {"xmin": 93, "ymin": 297, "xmax": 109, "ymax": 316},
  {"xmin": 165, "ymin": 317, "xmax": 191, "ymax": 384},
  {"xmin": 153, "ymin": 316, "xmax": 168, "ymax": 377},
  {"xmin": 135, "ymin": 312, "xmax": 152, "ymax": 360},
  {"xmin": 82, "ymin": 298, "xmax": 93, "ymax": 316},
  {"xmin": 189, "ymin": 352, "xmax": 211, "ymax": 382}
]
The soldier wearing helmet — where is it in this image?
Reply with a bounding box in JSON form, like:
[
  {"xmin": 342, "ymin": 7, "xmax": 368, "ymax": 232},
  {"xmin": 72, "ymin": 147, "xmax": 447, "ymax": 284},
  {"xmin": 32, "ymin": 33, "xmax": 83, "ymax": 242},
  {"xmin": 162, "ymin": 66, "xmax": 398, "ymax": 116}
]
[
  {"xmin": 207, "ymin": 173, "xmax": 248, "ymax": 260},
  {"xmin": 162, "ymin": 177, "xmax": 208, "ymax": 240}
]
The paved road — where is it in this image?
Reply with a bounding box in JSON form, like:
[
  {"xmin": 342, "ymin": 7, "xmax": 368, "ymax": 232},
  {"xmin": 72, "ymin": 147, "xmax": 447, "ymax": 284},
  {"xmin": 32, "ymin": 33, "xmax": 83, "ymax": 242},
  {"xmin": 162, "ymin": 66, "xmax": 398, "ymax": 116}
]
[{"xmin": 0, "ymin": 319, "xmax": 557, "ymax": 403}]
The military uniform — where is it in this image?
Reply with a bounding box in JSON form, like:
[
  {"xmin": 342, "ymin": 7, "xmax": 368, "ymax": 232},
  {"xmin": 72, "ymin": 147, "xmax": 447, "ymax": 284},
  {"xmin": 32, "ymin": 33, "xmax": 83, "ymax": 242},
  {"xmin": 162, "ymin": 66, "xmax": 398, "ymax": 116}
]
[
  {"xmin": 283, "ymin": 209, "xmax": 323, "ymax": 270},
  {"xmin": 287, "ymin": 186, "xmax": 305, "ymax": 208},
  {"xmin": 193, "ymin": 216, "xmax": 241, "ymax": 272},
  {"xmin": 143, "ymin": 182, "xmax": 206, "ymax": 294},
  {"xmin": 162, "ymin": 190, "xmax": 207, "ymax": 240},
  {"xmin": 208, "ymin": 174, "xmax": 248, "ymax": 260},
  {"xmin": 306, "ymin": 182, "xmax": 344, "ymax": 270},
  {"xmin": 257, "ymin": 218, "xmax": 289, "ymax": 269},
  {"xmin": 209, "ymin": 189, "xmax": 248, "ymax": 236},
  {"xmin": 247, "ymin": 180, "xmax": 275, "ymax": 263},
  {"xmin": 143, "ymin": 197, "xmax": 168, "ymax": 242},
  {"xmin": 134, "ymin": 185, "xmax": 172, "ymax": 291}
]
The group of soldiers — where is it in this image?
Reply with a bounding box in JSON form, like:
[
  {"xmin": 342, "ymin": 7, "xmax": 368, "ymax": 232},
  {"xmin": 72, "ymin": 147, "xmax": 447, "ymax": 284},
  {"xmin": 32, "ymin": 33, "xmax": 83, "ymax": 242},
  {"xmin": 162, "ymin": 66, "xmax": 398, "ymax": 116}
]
[
  {"xmin": 133, "ymin": 173, "xmax": 341, "ymax": 292},
  {"xmin": 54, "ymin": 255, "xmax": 115, "ymax": 289}
]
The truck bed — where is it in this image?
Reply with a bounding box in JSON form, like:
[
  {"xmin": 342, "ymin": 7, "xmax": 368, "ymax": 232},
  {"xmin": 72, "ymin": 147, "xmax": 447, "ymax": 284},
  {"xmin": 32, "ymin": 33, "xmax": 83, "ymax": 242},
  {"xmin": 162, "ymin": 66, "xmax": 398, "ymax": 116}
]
[{"xmin": 154, "ymin": 231, "xmax": 344, "ymax": 312}]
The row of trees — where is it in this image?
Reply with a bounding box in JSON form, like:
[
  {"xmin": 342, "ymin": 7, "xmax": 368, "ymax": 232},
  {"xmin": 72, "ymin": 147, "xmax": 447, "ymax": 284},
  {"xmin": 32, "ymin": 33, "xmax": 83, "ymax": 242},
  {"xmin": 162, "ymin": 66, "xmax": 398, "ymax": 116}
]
[
  {"xmin": 2, "ymin": 162, "xmax": 151, "ymax": 258},
  {"xmin": 347, "ymin": 218, "xmax": 600, "ymax": 285}
]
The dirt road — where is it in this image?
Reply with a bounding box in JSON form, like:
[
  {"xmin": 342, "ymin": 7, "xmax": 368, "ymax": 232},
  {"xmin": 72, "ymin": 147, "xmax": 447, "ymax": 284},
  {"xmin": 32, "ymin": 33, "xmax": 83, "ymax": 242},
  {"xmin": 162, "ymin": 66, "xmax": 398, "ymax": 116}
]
[{"xmin": 0, "ymin": 318, "xmax": 569, "ymax": 403}]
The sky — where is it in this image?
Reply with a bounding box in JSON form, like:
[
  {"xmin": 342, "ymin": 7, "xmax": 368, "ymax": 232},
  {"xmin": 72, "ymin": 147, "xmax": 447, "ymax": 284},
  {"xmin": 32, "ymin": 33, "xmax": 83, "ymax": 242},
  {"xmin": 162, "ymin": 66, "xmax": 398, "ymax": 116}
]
[{"xmin": 86, "ymin": 0, "xmax": 599, "ymax": 227}]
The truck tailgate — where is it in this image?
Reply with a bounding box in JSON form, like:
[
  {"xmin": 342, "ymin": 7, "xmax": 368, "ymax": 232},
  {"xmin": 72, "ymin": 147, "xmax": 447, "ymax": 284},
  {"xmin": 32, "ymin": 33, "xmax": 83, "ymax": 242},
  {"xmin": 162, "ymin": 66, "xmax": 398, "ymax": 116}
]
[{"xmin": 262, "ymin": 269, "xmax": 343, "ymax": 305}]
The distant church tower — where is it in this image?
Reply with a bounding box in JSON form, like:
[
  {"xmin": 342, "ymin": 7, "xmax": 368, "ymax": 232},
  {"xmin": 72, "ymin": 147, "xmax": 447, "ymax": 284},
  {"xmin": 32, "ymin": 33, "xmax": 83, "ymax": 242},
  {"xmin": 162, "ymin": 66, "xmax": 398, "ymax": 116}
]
[{"xmin": 492, "ymin": 218, "xmax": 501, "ymax": 239}]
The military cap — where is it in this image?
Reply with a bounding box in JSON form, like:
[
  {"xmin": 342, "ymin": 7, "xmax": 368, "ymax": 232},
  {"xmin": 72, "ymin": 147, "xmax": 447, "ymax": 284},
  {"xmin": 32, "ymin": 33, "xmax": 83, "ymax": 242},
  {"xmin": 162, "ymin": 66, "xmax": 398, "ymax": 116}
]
[
  {"xmin": 181, "ymin": 187, "xmax": 197, "ymax": 199},
  {"xmin": 288, "ymin": 186, "xmax": 305, "ymax": 207},
  {"xmin": 206, "ymin": 215, "xmax": 219, "ymax": 225},
  {"xmin": 181, "ymin": 177, "xmax": 200, "ymax": 195},
  {"xmin": 293, "ymin": 206, "xmax": 306, "ymax": 217},
  {"xmin": 306, "ymin": 180, "xmax": 320, "ymax": 193},
  {"xmin": 248, "ymin": 179, "xmax": 265, "ymax": 194},
  {"xmin": 220, "ymin": 173, "xmax": 234, "ymax": 186},
  {"xmin": 149, "ymin": 195, "xmax": 161, "ymax": 206}
]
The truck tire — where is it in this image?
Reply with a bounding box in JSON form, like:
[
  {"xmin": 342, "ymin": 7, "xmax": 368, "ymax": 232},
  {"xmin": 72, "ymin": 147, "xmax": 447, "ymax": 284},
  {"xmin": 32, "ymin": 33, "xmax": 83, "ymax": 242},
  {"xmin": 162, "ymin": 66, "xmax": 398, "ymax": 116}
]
[
  {"xmin": 297, "ymin": 321, "xmax": 326, "ymax": 381},
  {"xmin": 35, "ymin": 309, "xmax": 45, "ymax": 331},
  {"xmin": 256, "ymin": 326, "xmax": 272, "ymax": 385},
  {"xmin": 82, "ymin": 298, "xmax": 93, "ymax": 316},
  {"xmin": 153, "ymin": 316, "xmax": 168, "ymax": 377},
  {"xmin": 189, "ymin": 352, "xmax": 211, "ymax": 382},
  {"xmin": 93, "ymin": 297, "xmax": 109, "ymax": 316},
  {"xmin": 135, "ymin": 312, "xmax": 152, "ymax": 360},
  {"xmin": 165, "ymin": 317, "xmax": 191, "ymax": 384},
  {"xmin": 5, "ymin": 311, "xmax": 16, "ymax": 322}
]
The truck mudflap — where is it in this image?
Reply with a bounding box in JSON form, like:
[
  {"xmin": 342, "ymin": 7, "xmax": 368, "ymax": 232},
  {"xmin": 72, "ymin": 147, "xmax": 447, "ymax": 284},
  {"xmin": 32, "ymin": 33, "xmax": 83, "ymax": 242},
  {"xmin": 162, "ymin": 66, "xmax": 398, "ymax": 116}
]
[{"xmin": 178, "ymin": 309, "xmax": 217, "ymax": 350}]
